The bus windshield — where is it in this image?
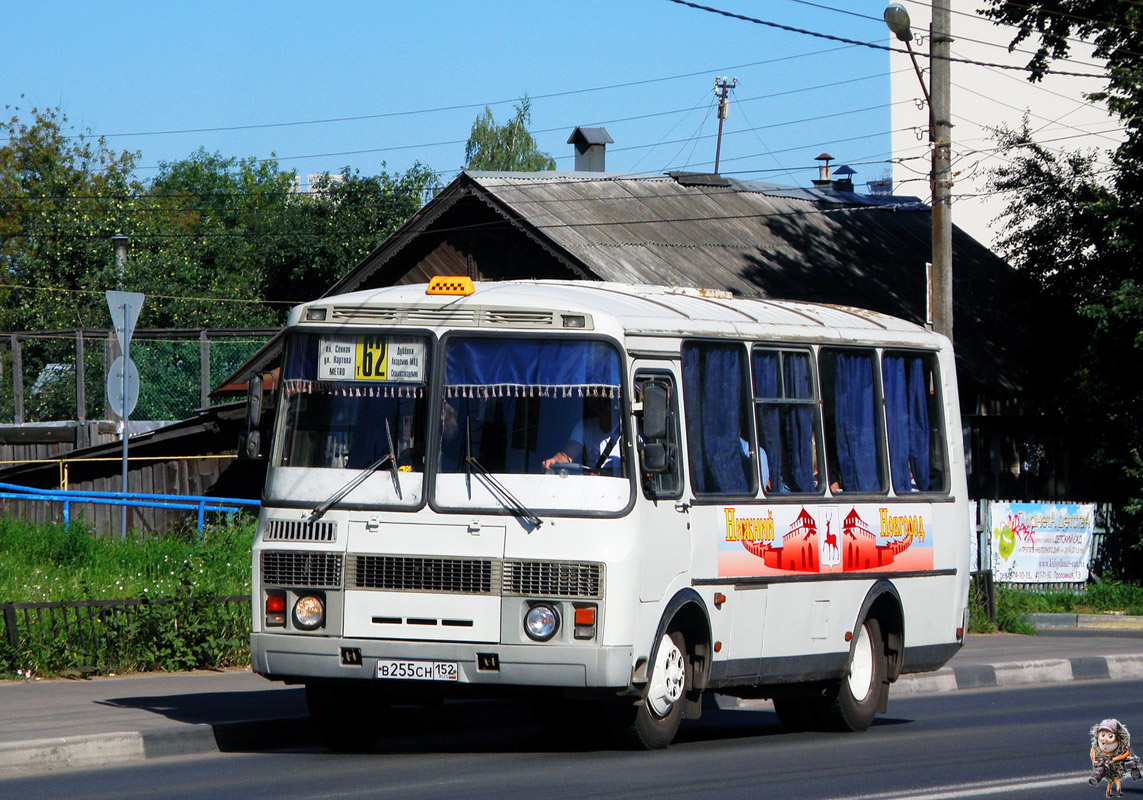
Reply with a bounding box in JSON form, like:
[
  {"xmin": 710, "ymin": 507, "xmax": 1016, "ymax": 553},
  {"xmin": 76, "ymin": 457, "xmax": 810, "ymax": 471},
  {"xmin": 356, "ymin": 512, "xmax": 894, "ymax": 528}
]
[
  {"xmin": 435, "ymin": 336, "xmax": 630, "ymax": 516},
  {"xmin": 270, "ymin": 332, "xmax": 430, "ymax": 506}
]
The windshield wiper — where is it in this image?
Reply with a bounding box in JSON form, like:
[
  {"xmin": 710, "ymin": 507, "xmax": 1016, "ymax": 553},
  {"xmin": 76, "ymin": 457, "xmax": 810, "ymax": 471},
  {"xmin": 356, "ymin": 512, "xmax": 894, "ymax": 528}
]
[
  {"xmin": 309, "ymin": 420, "xmax": 403, "ymax": 522},
  {"xmin": 383, "ymin": 419, "xmax": 403, "ymax": 500},
  {"xmin": 464, "ymin": 454, "xmax": 543, "ymax": 529}
]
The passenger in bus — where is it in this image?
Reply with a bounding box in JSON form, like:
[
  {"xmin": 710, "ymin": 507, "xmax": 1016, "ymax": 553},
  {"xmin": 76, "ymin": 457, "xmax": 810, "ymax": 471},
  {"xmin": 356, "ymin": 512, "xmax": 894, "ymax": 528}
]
[
  {"xmin": 740, "ymin": 436, "xmax": 771, "ymax": 492},
  {"xmin": 542, "ymin": 399, "xmax": 621, "ymax": 475}
]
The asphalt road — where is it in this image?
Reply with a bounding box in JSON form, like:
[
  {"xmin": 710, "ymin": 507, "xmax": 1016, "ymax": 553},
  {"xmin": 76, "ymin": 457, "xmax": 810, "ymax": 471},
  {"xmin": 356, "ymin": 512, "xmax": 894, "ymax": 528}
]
[{"xmin": 2, "ymin": 679, "xmax": 1134, "ymax": 800}]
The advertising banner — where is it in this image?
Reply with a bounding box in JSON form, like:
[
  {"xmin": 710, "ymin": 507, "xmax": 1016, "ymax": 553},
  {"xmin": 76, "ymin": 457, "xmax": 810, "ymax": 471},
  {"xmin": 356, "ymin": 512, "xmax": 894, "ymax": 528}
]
[
  {"xmin": 990, "ymin": 502, "xmax": 1095, "ymax": 583},
  {"xmin": 718, "ymin": 503, "xmax": 933, "ymax": 578}
]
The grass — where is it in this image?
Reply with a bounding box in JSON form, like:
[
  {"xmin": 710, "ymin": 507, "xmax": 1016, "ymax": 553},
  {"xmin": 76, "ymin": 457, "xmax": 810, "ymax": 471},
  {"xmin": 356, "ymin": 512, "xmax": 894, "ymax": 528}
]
[
  {"xmin": 0, "ymin": 514, "xmax": 253, "ymax": 603},
  {"xmin": 0, "ymin": 515, "xmax": 255, "ymax": 676},
  {"xmin": 969, "ymin": 580, "xmax": 1143, "ymax": 635}
]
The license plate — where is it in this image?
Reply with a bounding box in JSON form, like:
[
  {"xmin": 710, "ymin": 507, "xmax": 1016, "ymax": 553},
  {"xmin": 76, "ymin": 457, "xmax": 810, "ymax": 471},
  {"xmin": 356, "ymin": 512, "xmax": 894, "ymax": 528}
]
[{"xmin": 376, "ymin": 659, "xmax": 458, "ymax": 681}]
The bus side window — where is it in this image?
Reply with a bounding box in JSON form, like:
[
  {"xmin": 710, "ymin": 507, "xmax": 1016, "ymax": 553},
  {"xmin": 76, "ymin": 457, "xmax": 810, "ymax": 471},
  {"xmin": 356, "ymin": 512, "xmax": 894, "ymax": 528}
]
[
  {"xmin": 752, "ymin": 348, "xmax": 822, "ymax": 494},
  {"xmin": 681, "ymin": 342, "xmax": 755, "ymax": 497},
  {"xmin": 883, "ymin": 351, "xmax": 948, "ymax": 493},
  {"xmin": 820, "ymin": 348, "xmax": 887, "ymax": 494},
  {"xmin": 635, "ymin": 374, "xmax": 682, "ymax": 498}
]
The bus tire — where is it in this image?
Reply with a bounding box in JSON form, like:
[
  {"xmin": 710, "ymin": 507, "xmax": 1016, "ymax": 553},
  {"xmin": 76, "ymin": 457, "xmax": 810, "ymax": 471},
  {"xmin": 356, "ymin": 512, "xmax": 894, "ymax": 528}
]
[
  {"xmin": 818, "ymin": 617, "xmax": 886, "ymax": 732},
  {"xmin": 608, "ymin": 630, "xmax": 689, "ymax": 749},
  {"xmin": 305, "ymin": 681, "xmax": 388, "ymax": 751}
]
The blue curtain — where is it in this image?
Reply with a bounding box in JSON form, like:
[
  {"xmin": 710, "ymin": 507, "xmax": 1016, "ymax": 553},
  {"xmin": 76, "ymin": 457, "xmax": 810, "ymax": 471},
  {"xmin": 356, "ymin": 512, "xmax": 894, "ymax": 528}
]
[
  {"xmin": 833, "ymin": 352, "xmax": 880, "ymax": 492},
  {"xmin": 884, "ymin": 354, "xmax": 932, "ymax": 492},
  {"xmin": 784, "ymin": 354, "xmax": 816, "ymax": 492},
  {"xmin": 445, "ymin": 338, "xmax": 620, "ymax": 397},
  {"xmin": 752, "ymin": 350, "xmax": 781, "ymax": 492},
  {"xmin": 283, "ymin": 334, "xmax": 317, "ymax": 380},
  {"xmin": 684, "ymin": 344, "xmax": 749, "ymax": 494}
]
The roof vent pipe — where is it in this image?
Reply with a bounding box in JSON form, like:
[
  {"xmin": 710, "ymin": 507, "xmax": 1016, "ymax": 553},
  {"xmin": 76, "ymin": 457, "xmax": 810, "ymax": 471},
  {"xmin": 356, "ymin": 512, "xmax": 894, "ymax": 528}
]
[
  {"xmin": 812, "ymin": 153, "xmax": 833, "ymax": 188},
  {"xmin": 831, "ymin": 164, "xmax": 856, "ymax": 193},
  {"xmin": 568, "ymin": 127, "xmax": 613, "ymax": 172}
]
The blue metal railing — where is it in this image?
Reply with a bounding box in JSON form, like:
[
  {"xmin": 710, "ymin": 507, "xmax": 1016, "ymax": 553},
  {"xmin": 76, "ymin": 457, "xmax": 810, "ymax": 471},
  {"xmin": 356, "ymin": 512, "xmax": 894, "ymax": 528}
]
[{"xmin": 0, "ymin": 481, "xmax": 260, "ymax": 531}]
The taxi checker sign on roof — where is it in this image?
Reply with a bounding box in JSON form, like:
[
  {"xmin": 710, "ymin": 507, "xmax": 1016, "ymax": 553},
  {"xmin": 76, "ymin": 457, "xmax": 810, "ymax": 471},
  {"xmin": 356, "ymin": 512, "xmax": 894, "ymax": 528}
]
[{"xmin": 318, "ymin": 335, "xmax": 425, "ymax": 382}]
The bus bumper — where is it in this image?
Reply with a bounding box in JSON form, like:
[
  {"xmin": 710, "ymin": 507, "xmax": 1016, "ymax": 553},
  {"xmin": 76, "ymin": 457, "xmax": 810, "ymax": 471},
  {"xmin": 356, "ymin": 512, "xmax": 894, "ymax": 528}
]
[{"xmin": 251, "ymin": 632, "xmax": 634, "ymax": 689}]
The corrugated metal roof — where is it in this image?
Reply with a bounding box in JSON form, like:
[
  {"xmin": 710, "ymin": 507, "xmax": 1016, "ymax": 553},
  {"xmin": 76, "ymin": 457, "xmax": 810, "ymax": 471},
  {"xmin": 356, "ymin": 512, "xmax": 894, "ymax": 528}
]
[{"xmin": 222, "ymin": 169, "xmax": 1052, "ymax": 400}]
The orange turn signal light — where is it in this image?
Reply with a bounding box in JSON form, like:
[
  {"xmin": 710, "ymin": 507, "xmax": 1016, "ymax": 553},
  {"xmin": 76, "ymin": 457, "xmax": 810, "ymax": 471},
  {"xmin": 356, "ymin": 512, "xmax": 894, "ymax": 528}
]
[{"xmin": 574, "ymin": 607, "xmax": 596, "ymax": 626}]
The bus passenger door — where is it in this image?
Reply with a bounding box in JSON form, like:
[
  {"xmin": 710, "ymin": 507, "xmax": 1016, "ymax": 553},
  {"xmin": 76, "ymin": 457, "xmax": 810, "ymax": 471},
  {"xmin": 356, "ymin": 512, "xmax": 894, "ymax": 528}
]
[{"xmin": 633, "ymin": 369, "xmax": 689, "ymax": 602}]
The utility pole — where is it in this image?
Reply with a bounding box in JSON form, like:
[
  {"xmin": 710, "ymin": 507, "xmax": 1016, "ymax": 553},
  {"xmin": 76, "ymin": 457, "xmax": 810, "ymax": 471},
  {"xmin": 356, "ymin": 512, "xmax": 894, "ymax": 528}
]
[
  {"xmin": 885, "ymin": 2, "xmax": 954, "ymax": 342},
  {"xmin": 930, "ymin": 0, "xmax": 954, "ymax": 342},
  {"xmin": 713, "ymin": 76, "xmax": 737, "ymax": 174}
]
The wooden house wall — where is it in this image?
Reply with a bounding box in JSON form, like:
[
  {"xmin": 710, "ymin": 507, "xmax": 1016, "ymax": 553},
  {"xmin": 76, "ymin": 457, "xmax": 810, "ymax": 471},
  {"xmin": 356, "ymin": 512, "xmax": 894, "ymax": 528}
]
[{"xmin": 0, "ymin": 411, "xmax": 258, "ymax": 538}]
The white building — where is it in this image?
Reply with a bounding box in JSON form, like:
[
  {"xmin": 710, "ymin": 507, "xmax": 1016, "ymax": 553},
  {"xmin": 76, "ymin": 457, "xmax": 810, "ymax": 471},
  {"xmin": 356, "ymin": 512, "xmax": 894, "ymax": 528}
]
[{"xmin": 889, "ymin": 0, "xmax": 1122, "ymax": 248}]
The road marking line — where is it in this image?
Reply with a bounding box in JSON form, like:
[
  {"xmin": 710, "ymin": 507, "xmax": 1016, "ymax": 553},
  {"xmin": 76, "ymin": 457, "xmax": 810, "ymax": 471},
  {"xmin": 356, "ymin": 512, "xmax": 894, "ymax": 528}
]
[{"xmin": 849, "ymin": 772, "xmax": 1083, "ymax": 800}]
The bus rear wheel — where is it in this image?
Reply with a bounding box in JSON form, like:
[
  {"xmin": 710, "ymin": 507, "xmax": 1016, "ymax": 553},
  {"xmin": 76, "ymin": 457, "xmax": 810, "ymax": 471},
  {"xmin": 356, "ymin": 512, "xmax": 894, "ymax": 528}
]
[
  {"xmin": 817, "ymin": 617, "xmax": 886, "ymax": 732},
  {"xmin": 608, "ymin": 630, "xmax": 689, "ymax": 749}
]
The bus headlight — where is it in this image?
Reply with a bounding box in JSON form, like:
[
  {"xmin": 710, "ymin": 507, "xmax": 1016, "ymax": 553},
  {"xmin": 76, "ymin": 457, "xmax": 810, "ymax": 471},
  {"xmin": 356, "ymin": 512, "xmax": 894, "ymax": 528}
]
[
  {"xmin": 293, "ymin": 594, "xmax": 325, "ymax": 630},
  {"xmin": 524, "ymin": 604, "xmax": 560, "ymax": 642}
]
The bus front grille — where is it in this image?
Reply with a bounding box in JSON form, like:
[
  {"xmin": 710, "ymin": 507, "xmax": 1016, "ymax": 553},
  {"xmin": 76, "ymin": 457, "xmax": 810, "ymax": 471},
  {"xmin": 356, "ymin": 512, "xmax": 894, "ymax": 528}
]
[
  {"xmin": 502, "ymin": 560, "xmax": 603, "ymax": 599},
  {"xmin": 261, "ymin": 551, "xmax": 343, "ymax": 588},
  {"xmin": 263, "ymin": 518, "xmax": 337, "ymax": 543},
  {"xmin": 349, "ymin": 555, "xmax": 498, "ymax": 595}
]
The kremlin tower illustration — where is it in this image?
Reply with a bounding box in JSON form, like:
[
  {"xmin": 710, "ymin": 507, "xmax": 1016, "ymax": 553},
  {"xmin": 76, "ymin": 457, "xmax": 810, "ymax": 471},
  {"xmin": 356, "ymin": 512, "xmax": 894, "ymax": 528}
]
[{"xmin": 744, "ymin": 507, "xmax": 915, "ymax": 573}]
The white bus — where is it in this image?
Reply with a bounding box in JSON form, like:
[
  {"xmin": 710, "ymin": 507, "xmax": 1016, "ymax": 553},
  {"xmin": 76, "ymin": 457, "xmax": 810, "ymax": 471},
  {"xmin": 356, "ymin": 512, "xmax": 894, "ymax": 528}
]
[{"xmin": 250, "ymin": 278, "xmax": 970, "ymax": 749}]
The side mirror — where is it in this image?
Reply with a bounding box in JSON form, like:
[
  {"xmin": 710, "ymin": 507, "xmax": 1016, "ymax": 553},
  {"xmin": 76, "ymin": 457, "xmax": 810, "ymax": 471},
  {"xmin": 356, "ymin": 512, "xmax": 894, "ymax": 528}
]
[
  {"xmin": 246, "ymin": 374, "xmax": 264, "ymax": 429},
  {"xmin": 238, "ymin": 430, "xmax": 261, "ymax": 460},
  {"xmin": 641, "ymin": 442, "xmax": 669, "ymax": 473},
  {"xmin": 642, "ymin": 383, "xmax": 670, "ymax": 441}
]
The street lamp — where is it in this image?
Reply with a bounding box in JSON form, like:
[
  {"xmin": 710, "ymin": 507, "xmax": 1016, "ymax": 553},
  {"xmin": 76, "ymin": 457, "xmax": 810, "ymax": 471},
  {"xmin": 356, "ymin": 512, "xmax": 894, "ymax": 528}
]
[{"xmin": 885, "ymin": 2, "xmax": 953, "ymax": 341}]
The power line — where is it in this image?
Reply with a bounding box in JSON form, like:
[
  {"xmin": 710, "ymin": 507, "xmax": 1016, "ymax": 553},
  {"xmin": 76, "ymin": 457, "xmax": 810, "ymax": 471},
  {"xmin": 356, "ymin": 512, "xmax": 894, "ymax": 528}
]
[
  {"xmin": 53, "ymin": 43, "xmax": 863, "ymax": 144},
  {"xmin": 663, "ymin": 0, "xmax": 1129, "ymax": 80}
]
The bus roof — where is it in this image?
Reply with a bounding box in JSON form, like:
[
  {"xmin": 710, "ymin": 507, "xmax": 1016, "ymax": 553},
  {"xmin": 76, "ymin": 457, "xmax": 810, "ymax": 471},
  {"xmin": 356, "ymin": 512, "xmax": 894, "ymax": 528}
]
[{"xmin": 294, "ymin": 280, "xmax": 944, "ymax": 348}]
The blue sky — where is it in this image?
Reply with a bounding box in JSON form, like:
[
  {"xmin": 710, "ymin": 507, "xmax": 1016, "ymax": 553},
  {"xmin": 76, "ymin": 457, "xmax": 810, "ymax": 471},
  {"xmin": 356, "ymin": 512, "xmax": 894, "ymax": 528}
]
[{"xmin": 6, "ymin": 1, "xmax": 895, "ymax": 190}]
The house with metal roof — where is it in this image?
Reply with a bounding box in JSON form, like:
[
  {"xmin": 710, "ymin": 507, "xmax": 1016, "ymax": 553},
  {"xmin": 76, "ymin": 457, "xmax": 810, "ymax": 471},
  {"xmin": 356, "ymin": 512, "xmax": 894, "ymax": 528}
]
[{"xmin": 221, "ymin": 162, "xmax": 1073, "ymax": 501}]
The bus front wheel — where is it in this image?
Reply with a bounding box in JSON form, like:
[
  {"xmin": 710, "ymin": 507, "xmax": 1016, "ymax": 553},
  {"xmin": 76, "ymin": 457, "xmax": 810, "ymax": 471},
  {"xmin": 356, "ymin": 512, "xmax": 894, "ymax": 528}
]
[
  {"xmin": 608, "ymin": 630, "xmax": 689, "ymax": 749},
  {"xmin": 818, "ymin": 617, "xmax": 886, "ymax": 732}
]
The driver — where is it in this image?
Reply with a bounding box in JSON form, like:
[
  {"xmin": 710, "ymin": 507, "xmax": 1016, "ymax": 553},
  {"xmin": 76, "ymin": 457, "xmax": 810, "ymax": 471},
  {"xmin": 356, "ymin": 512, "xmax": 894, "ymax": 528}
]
[{"xmin": 542, "ymin": 399, "xmax": 621, "ymax": 474}]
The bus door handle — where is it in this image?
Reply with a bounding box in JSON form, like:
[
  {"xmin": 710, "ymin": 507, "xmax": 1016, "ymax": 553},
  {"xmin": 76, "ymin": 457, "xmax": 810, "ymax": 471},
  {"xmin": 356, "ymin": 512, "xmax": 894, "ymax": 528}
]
[{"xmin": 674, "ymin": 502, "xmax": 690, "ymax": 514}]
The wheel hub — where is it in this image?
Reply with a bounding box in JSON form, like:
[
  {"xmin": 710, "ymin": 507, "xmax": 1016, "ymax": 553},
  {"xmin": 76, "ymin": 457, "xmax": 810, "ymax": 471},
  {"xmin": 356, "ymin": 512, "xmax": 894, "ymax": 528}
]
[
  {"xmin": 848, "ymin": 623, "xmax": 875, "ymax": 702},
  {"xmin": 647, "ymin": 634, "xmax": 685, "ymax": 717}
]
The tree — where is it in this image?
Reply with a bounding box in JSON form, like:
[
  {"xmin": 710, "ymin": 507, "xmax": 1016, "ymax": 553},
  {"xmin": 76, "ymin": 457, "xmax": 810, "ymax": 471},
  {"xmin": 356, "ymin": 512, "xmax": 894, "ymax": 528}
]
[
  {"xmin": 0, "ymin": 103, "xmax": 142, "ymax": 330},
  {"xmin": 260, "ymin": 163, "xmax": 439, "ymax": 308},
  {"xmin": 0, "ymin": 107, "xmax": 440, "ymax": 331},
  {"xmin": 464, "ymin": 96, "xmax": 556, "ymax": 172},
  {"xmin": 982, "ymin": 1, "xmax": 1143, "ymax": 561}
]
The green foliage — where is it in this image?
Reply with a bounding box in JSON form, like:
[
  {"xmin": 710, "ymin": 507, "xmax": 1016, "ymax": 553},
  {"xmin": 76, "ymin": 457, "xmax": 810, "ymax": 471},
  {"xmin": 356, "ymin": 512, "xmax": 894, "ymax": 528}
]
[
  {"xmin": 981, "ymin": 3, "xmax": 1143, "ymax": 549},
  {"xmin": 969, "ymin": 581, "xmax": 1143, "ymax": 635},
  {"xmin": 0, "ymin": 515, "xmax": 252, "ymax": 602},
  {"xmin": 464, "ymin": 96, "xmax": 556, "ymax": 172},
  {"xmin": 0, "ymin": 516, "xmax": 254, "ymax": 676},
  {"xmin": 1, "ymin": 106, "xmax": 440, "ymax": 333},
  {"xmin": 0, "ymin": 102, "xmax": 142, "ymax": 330}
]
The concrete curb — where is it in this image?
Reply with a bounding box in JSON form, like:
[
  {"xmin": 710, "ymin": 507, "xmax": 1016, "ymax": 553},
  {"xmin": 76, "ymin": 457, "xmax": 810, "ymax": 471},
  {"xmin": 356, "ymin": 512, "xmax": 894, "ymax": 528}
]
[
  {"xmin": 6, "ymin": 650, "xmax": 1143, "ymax": 777},
  {"xmin": 1030, "ymin": 613, "xmax": 1143, "ymax": 631},
  {"xmin": 0, "ymin": 731, "xmax": 145, "ymax": 775},
  {"xmin": 893, "ymin": 653, "xmax": 1143, "ymax": 696},
  {"xmin": 0, "ymin": 718, "xmax": 315, "ymax": 778}
]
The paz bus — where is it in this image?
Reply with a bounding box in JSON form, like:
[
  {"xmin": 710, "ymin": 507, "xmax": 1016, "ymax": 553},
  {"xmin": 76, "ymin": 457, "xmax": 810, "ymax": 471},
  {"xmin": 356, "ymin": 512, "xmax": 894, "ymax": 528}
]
[{"xmin": 249, "ymin": 277, "xmax": 970, "ymax": 749}]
